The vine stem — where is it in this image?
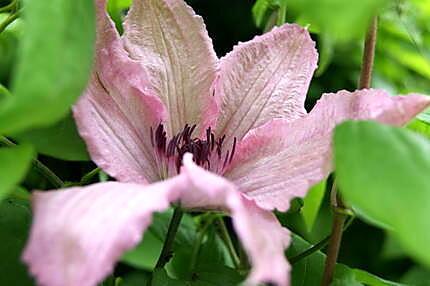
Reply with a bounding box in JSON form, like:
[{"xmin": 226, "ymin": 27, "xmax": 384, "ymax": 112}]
[
  {"xmin": 0, "ymin": 136, "xmax": 64, "ymax": 188},
  {"xmin": 289, "ymin": 216, "xmax": 354, "ymax": 265},
  {"xmin": 216, "ymin": 217, "xmax": 240, "ymax": 269},
  {"xmin": 154, "ymin": 206, "xmax": 184, "ymax": 269},
  {"xmin": 321, "ymin": 16, "xmax": 378, "ymax": 286}
]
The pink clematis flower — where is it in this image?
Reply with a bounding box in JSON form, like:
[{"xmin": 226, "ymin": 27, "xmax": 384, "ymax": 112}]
[{"xmin": 22, "ymin": 0, "xmax": 430, "ymax": 285}]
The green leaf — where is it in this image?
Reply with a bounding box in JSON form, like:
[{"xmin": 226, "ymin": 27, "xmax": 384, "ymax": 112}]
[
  {"xmin": 334, "ymin": 121, "xmax": 430, "ymax": 267},
  {"xmin": 289, "ymin": 0, "xmax": 388, "ymax": 42},
  {"xmin": 315, "ymin": 35, "xmax": 334, "ymax": 76},
  {"xmin": 121, "ymin": 209, "xmax": 196, "ymax": 270},
  {"xmin": 287, "ymin": 234, "xmax": 404, "ymax": 286},
  {"xmin": 168, "ymin": 247, "xmax": 243, "ymax": 286},
  {"xmin": 0, "ymin": 0, "xmax": 95, "ymax": 135},
  {"xmin": 0, "ymin": 17, "xmax": 20, "ymax": 83},
  {"xmin": 107, "ymin": 0, "xmax": 132, "ymax": 33},
  {"xmin": 119, "ymin": 271, "xmax": 151, "ymax": 286},
  {"xmin": 401, "ymin": 266, "xmax": 430, "ymax": 285},
  {"xmin": 408, "ymin": 118, "xmax": 430, "ymax": 140},
  {"xmin": 0, "ymin": 83, "xmax": 11, "ymax": 100},
  {"xmin": 121, "ymin": 229, "xmax": 163, "ymax": 270},
  {"xmin": 252, "ymin": 0, "xmax": 280, "ymax": 29},
  {"xmin": 152, "ymin": 269, "xmax": 184, "ymax": 286},
  {"xmin": 0, "ymin": 198, "xmax": 33, "ymax": 285},
  {"xmin": 381, "ymin": 234, "xmax": 407, "ymax": 260},
  {"xmin": 0, "ymin": 144, "xmax": 33, "ymax": 203},
  {"xmin": 353, "ymin": 269, "xmax": 405, "ymax": 286},
  {"xmin": 13, "ymin": 113, "xmax": 89, "ymax": 161},
  {"xmin": 301, "ymin": 180, "xmax": 326, "ymax": 231}
]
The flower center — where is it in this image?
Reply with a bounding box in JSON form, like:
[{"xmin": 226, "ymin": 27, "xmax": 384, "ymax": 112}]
[{"xmin": 150, "ymin": 123, "xmax": 236, "ymax": 177}]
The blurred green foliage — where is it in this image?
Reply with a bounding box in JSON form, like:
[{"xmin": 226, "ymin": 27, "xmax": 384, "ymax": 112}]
[
  {"xmin": 0, "ymin": 0, "xmax": 95, "ymax": 134},
  {"xmin": 335, "ymin": 121, "xmax": 430, "ymax": 268}
]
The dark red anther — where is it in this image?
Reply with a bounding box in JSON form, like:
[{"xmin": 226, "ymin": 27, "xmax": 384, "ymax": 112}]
[
  {"xmin": 150, "ymin": 126, "xmax": 154, "ymax": 147},
  {"xmin": 210, "ymin": 133, "xmax": 215, "ymax": 150},
  {"xmin": 189, "ymin": 124, "xmax": 197, "ymax": 137},
  {"xmin": 223, "ymin": 150, "xmax": 230, "ymax": 168},
  {"xmin": 206, "ymin": 127, "xmax": 211, "ymax": 144},
  {"xmin": 229, "ymin": 137, "xmax": 237, "ymax": 164},
  {"xmin": 150, "ymin": 123, "xmax": 237, "ymax": 172}
]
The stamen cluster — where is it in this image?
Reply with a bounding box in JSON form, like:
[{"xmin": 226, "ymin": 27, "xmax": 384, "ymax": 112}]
[{"xmin": 150, "ymin": 123, "xmax": 236, "ymax": 174}]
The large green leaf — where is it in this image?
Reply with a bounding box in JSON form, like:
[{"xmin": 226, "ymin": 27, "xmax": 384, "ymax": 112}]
[
  {"xmin": 0, "ymin": 144, "xmax": 33, "ymax": 203},
  {"xmin": 14, "ymin": 113, "xmax": 89, "ymax": 161},
  {"xmin": 334, "ymin": 121, "xmax": 430, "ymax": 267},
  {"xmin": 0, "ymin": 198, "xmax": 33, "ymax": 285},
  {"xmin": 0, "ymin": 0, "xmax": 95, "ymax": 134}
]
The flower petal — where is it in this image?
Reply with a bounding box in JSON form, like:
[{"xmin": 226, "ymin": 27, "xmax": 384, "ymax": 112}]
[
  {"xmin": 214, "ymin": 24, "xmax": 318, "ymax": 148},
  {"xmin": 22, "ymin": 180, "xmax": 185, "ymax": 286},
  {"xmin": 123, "ymin": 0, "xmax": 218, "ymax": 136},
  {"xmin": 180, "ymin": 154, "xmax": 291, "ymax": 286},
  {"xmin": 225, "ymin": 89, "xmax": 430, "ymax": 211},
  {"xmin": 74, "ymin": 0, "xmax": 167, "ymax": 183}
]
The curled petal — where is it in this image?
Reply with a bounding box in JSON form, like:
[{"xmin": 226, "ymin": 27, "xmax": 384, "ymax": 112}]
[
  {"xmin": 123, "ymin": 0, "xmax": 218, "ymax": 136},
  {"xmin": 181, "ymin": 154, "xmax": 291, "ymax": 286},
  {"xmin": 225, "ymin": 89, "xmax": 430, "ymax": 211},
  {"xmin": 22, "ymin": 180, "xmax": 186, "ymax": 286},
  {"xmin": 74, "ymin": 0, "xmax": 167, "ymax": 184},
  {"xmin": 214, "ymin": 24, "xmax": 318, "ymax": 148}
]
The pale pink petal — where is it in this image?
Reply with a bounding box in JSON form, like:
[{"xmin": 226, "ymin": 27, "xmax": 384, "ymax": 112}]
[
  {"xmin": 74, "ymin": 0, "xmax": 167, "ymax": 183},
  {"xmin": 225, "ymin": 89, "xmax": 430, "ymax": 211},
  {"xmin": 214, "ymin": 24, "xmax": 318, "ymax": 148},
  {"xmin": 180, "ymin": 154, "xmax": 291, "ymax": 286},
  {"xmin": 22, "ymin": 179, "xmax": 186, "ymax": 286},
  {"xmin": 123, "ymin": 0, "xmax": 218, "ymax": 136}
]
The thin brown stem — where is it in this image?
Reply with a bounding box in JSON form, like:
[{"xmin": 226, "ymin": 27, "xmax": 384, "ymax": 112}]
[
  {"xmin": 321, "ymin": 186, "xmax": 347, "ymax": 285},
  {"xmin": 321, "ymin": 16, "xmax": 378, "ymax": 286},
  {"xmin": 359, "ymin": 17, "xmax": 378, "ymax": 89}
]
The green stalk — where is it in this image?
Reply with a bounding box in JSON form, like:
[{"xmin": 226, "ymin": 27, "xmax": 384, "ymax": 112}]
[
  {"xmin": 154, "ymin": 207, "xmax": 184, "ymax": 269},
  {"xmin": 289, "ymin": 217, "xmax": 354, "ymax": 264},
  {"xmin": 79, "ymin": 167, "xmax": 101, "ymax": 186},
  {"xmin": 1, "ymin": 136, "xmax": 64, "ymax": 188},
  {"xmin": 216, "ymin": 217, "xmax": 240, "ymax": 269}
]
